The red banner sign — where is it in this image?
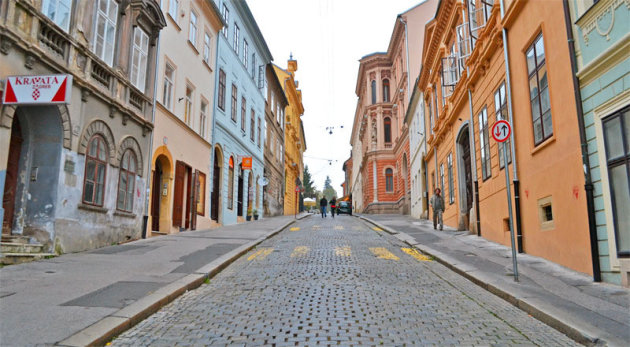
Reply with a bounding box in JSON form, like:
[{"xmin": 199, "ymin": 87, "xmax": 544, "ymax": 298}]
[
  {"xmin": 3, "ymin": 74, "xmax": 73, "ymax": 105},
  {"xmin": 242, "ymin": 157, "xmax": 252, "ymax": 170}
]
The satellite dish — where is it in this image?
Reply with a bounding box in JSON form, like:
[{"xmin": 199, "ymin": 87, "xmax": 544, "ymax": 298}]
[{"xmin": 258, "ymin": 177, "xmax": 270, "ymax": 186}]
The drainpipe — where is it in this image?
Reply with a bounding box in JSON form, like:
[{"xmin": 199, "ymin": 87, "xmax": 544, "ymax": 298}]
[
  {"xmin": 143, "ymin": 31, "xmax": 161, "ymax": 238},
  {"xmin": 209, "ymin": 13, "xmax": 222, "ymax": 223},
  {"xmin": 468, "ymin": 89, "xmax": 481, "ymax": 236},
  {"xmin": 499, "ymin": 0, "xmax": 523, "ymax": 253},
  {"xmin": 399, "ymin": 16, "xmax": 411, "ymax": 98},
  {"xmin": 562, "ymin": 0, "xmax": 601, "ymax": 282}
]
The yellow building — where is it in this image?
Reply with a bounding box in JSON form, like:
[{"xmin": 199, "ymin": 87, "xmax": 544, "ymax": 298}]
[{"xmin": 273, "ymin": 57, "xmax": 306, "ymax": 216}]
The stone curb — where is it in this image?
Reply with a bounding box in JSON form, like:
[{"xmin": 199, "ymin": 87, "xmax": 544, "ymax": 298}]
[
  {"xmin": 356, "ymin": 215, "xmax": 603, "ymax": 347},
  {"xmin": 56, "ymin": 214, "xmax": 310, "ymax": 347}
]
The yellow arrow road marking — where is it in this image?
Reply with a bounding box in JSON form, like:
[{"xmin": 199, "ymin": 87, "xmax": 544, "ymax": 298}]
[
  {"xmin": 291, "ymin": 246, "xmax": 310, "ymax": 257},
  {"xmin": 334, "ymin": 226, "xmax": 344, "ymax": 230},
  {"xmin": 401, "ymin": 248, "xmax": 432, "ymax": 261},
  {"xmin": 290, "ymin": 227, "xmax": 300, "ymax": 231},
  {"xmin": 335, "ymin": 246, "xmax": 351, "ymax": 257},
  {"xmin": 247, "ymin": 247, "xmax": 274, "ymax": 261},
  {"xmin": 369, "ymin": 247, "xmax": 399, "ymax": 260},
  {"xmin": 372, "ymin": 227, "xmax": 383, "ymax": 232}
]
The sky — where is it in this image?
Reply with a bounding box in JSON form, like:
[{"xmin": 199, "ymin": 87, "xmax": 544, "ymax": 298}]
[{"xmin": 248, "ymin": 0, "xmax": 423, "ymax": 194}]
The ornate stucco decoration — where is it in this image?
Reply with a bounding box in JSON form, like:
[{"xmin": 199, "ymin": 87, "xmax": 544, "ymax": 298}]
[{"xmin": 579, "ymin": 0, "xmax": 629, "ymax": 45}]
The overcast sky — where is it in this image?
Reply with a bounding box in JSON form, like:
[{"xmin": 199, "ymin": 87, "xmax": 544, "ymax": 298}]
[{"xmin": 248, "ymin": 0, "xmax": 423, "ymax": 194}]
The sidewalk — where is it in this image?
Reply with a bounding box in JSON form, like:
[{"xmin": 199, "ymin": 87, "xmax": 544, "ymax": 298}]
[
  {"xmin": 359, "ymin": 214, "xmax": 630, "ymax": 347},
  {"xmin": 0, "ymin": 213, "xmax": 310, "ymax": 346}
]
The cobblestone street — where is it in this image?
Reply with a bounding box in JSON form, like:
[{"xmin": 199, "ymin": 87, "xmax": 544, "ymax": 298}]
[{"xmin": 112, "ymin": 216, "xmax": 577, "ymax": 346}]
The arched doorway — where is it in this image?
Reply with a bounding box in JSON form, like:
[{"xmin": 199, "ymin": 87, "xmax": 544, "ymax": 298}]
[
  {"xmin": 456, "ymin": 124, "xmax": 473, "ymax": 229},
  {"xmin": 150, "ymin": 153, "xmax": 172, "ymax": 233},
  {"xmin": 237, "ymin": 163, "xmax": 244, "ymax": 217},
  {"xmin": 211, "ymin": 146, "xmax": 222, "ymax": 222},
  {"xmin": 2, "ymin": 106, "xmax": 62, "ymax": 245},
  {"xmin": 402, "ymin": 153, "xmax": 410, "ymax": 215}
]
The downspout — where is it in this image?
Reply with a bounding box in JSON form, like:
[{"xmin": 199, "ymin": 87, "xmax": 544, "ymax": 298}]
[
  {"xmin": 143, "ymin": 30, "xmax": 161, "ymax": 238},
  {"xmin": 468, "ymin": 89, "xmax": 480, "ymax": 236},
  {"xmin": 499, "ymin": 0, "xmax": 523, "ymax": 253},
  {"xmin": 562, "ymin": 0, "xmax": 601, "ymax": 282},
  {"xmin": 210, "ymin": 13, "xmax": 222, "ymax": 222}
]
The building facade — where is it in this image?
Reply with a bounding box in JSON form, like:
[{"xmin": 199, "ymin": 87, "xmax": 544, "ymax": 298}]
[
  {"xmin": 0, "ymin": 0, "xmax": 165, "ymax": 255},
  {"xmin": 263, "ymin": 63, "xmax": 288, "ymax": 217},
  {"xmin": 419, "ymin": 0, "xmax": 595, "ymax": 277},
  {"xmin": 148, "ymin": 0, "xmax": 223, "ymax": 235},
  {"xmin": 274, "ymin": 58, "xmax": 305, "ymax": 216},
  {"xmin": 210, "ymin": 0, "xmax": 271, "ymax": 225},
  {"xmin": 568, "ymin": 0, "xmax": 630, "ymax": 286}
]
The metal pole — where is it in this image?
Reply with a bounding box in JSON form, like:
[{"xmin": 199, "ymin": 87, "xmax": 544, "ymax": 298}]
[{"xmin": 503, "ymin": 141, "xmax": 518, "ymax": 281}]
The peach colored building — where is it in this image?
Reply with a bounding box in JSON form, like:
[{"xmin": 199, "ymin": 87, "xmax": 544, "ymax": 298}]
[
  {"xmin": 419, "ymin": 0, "xmax": 595, "ymax": 276},
  {"xmin": 148, "ymin": 0, "xmax": 223, "ymax": 235},
  {"xmin": 350, "ymin": 1, "xmax": 436, "ymax": 214}
]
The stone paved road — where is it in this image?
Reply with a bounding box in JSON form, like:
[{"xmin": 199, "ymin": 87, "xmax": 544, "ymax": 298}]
[{"xmin": 112, "ymin": 215, "xmax": 578, "ymax": 346}]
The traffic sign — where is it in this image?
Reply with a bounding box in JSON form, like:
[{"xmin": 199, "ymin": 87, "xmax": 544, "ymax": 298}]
[{"xmin": 492, "ymin": 120, "xmax": 511, "ymax": 143}]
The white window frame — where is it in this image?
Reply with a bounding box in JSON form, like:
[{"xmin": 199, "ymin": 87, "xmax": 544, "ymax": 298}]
[
  {"xmin": 203, "ymin": 32, "xmax": 211, "ymax": 64},
  {"xmin": 221, "ymin": 5, "xmax": 229, "ymax": 37},
  {"xmin": 200, "ymin": 100, "xmax": 208, "ymax": 138},
  {"xmin": 168, "ymin": 0, "xmax": 178, "ymax": 20},
  {"xmin": 233, "ymin": 23, "xmax": 239, "ymax": 53},
  {"xmin": 243, "ymin": 39, "xmax": 249, "ymax": 69},
  {"xmin": 42, "ymin": 0, "xmax": 72, "ymax": 31},
  {"xmin": 185, "ymin": 86, "xmax": 194, "ymax": 126},
  {"xmin": 93, "ymin": 0, "xmax": 118, "ymax": 66},
  {"xmin": 130, "ymin": 27, "xmax": 149, "ymax": 92},
  {"xmin": 163, "ymin": 63, "xmax": 174, "ymax": 110},
  {"xmin": 189, "ymin": 10, "xmax": 198, "ymax": 46}
]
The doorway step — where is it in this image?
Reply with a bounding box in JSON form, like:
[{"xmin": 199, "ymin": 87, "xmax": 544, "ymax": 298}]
[
  {"xmin": 150, "ymin": 231, "xmax": 168, "ymax": 237},
  {"xmin": 1, "ymin": 235, "xmax": 55, "ymax": 265}
]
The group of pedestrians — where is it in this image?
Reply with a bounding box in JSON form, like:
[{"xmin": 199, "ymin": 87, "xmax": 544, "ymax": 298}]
[{"xmin": 319, "ymin": 197, "xmax": 337, "ymax": 218}]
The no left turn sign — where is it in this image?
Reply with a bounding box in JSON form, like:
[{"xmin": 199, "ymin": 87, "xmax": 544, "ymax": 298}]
[{"xmin": 492, "ymin": 120, "xmax": 511, "ymax": 143}]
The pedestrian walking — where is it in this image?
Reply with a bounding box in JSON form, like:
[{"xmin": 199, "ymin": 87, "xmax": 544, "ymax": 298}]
[
  {"xmin": 430, "ymin": 188, "xmax": 445, "ymax": 230},
  {"xmin": 320, "ymin": 197, "xmax": 328, "ymax": 218},
  {"xmin": 330, "ymin": 197, "xmax": 337, "ymax": 218}
]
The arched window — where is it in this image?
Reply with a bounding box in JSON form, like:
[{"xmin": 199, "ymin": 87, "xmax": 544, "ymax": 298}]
[
  {"xmin": 228, "ymin": 156, "xmax": 234, "ymax": 209},
  {"xmin": 385, "ymin": 168, "xmax": 394, "ymax": 192},
  {"xmin": 83, "ymin": 135, "xmax": 108, "ymax": 206},
  {"xmin": 384, "ymin": 117, "xmax": 392, "ymax": 143},
  {"xmin": 371, "ymin": 80, "xmax": 376, "ymax": 104},
  {"xmin": 117, "ymin": 150, "xmax": 137, "ymax": 212},
  {"xmin": 382, "ymin": 79, "xmax": 390, "ymax": 102}
]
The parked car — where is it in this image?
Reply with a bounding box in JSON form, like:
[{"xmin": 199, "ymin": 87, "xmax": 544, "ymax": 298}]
[{"xmin": 337, "ymin": 201, "xmax": 352, "ymax": 215}]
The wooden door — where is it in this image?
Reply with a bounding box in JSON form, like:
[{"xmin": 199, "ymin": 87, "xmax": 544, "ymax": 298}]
[
  {"xmin": 461, "ymin": 131, "xmax": 473, "ymax": 210},
  {"xmin": 211, "ymin": 157, "xmax": 220, "ymax": 221},
  {"xmin": 172, "ymin": 161, "xmax": 185, "ymax": 227},
  {"xmin": 2, "ymin": 118, "xmax": 23, "ymax": 234},
  {"xmin": 185, "ymin": 165, "xmax": 192, "ymax": 229},
  {"xmin": 150, "ymin": 161, "xmax": 161, "ymax": 231}
]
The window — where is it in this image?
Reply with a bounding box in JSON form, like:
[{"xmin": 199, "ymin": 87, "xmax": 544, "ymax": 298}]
[
  {"xmin": 384, "ymin": 117, "xmax": 392, "ymax": 143},
  {"xmin": 241, "ymin": 97, "xmax": 246, "ymax": 131},
  {"xmin": 189, "ymin": 11, "xmax": 197, "ymax": 45},
  {"xmin": 478, "ymin": 107, "xmax": 491, "ymax": 180},
  {"xmin": 371, "ymin": 80, "xmax": 377, "ymax": 104},
  {"xmin": 250, "ymin": 109, "xmax": 255, "ymax": 141},
  {"xmin": 447, "ymin": 153, "xmax": 454, "ymax": 204},
  {"xmin": 196, "ymin": 172, "xmax": 206, "ymax": 215},
  {"xmin": 228, "ymin": 156, "xmax": 234, "ymax": 209},
  {"xmin": 163, "ymin": 63, "xmax": 174, "ymax": 110},
  {"xmin": 184, "ymin": 86, "xmax": 193, "ymax": 126},
  {"xmin": 168, "ymin": 0, "xmax": 179, "ymax": 20},
  {"xmin": 383, "ymin": 79, "xmax": 390, "ymax": 102},
  {"xmin": 83, "ymin": 135, "xmax": 108, "ymax": 206},
  {"xmin": 243, "ymin": 39, "xmax": 249, "ymax": 69},
  {"xmin": 221, "ymin": 5, "xmax": 229, "ymax": 37},
  {"xmin": 233, "ymin": 23, "xmax": 239, "ymax": 52},
  {"xmin": 428, "ymin": 98, "xmax": 434, "ymax": 134},
  {"xmin": 385, "ymin": 168, "xmax": 394, "ymax": 192},
  {"xmin": 93, "ymin": 0, "xmax": 118, "ymax": 66},
  {"xmin": 527, "ymin": 34, "xmax": 552, "ymax": 145},
  {"xmin": 42, "ymin": 0, "xmax": 72, "ymax": 31},
  {"xmin": 231, "ymin": 84, "xmax": 237, "ymax": 122},
  {"xmin": 431, "ymin": 171, "xmax": 435, "ymax": 192},
  {"xmin": 603, "ymin": 107, "xmax": 630, "ymax": 257},
  {"xmin": 130, "ymin": 28, "xmax": 149, "ymax": 92},
  {"xmin": 495, "ymin": 82, "xmax": 512, "ymax": 168},
  {"xmin": 203, "ymin": 32, "xmax": 211, "ymax": 63},
  {"xmin": 117, "ymin": 150, "xmax": 137, "ymax": 212},
  {"xmin": 251, "ymin": 54, "xmax": 256, "ymax": 78},
  {"xmin": 257, "ymin": 117, "xmax": 262, "ymax": 147},
  {"xmin": 537, "ymin": 196, "xmax": 554, "ymax": 230},
  {"xmin": 218, "ymin": 69, "xmax": 226, "ymax": 111},
  {"xmin": 440, "ymin": 163, "xmax": 445, "ymax": 196},
  {"xmin": 200, "ymin": 100, "xmax": 207, "ymax": 137}
]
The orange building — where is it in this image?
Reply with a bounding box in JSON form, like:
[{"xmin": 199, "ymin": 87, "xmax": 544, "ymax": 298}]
[{"xmin": 420, "ymin": 0, "xmax": 595, "ymax": 276}]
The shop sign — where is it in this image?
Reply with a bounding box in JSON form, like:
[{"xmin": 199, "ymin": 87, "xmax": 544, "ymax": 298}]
[
  {"xmin": 242, "ymin": 156, "xmax": 252, "ymax": 170},
  {"xmin": 3, "ymin": 74, "xmax": 73, "ymax": 105}
]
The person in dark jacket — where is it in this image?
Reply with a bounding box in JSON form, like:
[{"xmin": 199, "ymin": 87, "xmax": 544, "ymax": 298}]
[
  {"xmin": 320, "ymin": 197, "xmax": 328, "ymax": 218},
  {"xmin": 430, "ymin": 188, "xmax": 445, "ymax": 230},
  {"xmin": 330, "ymin": 197, "xmax": 337, "ymax": 218}
]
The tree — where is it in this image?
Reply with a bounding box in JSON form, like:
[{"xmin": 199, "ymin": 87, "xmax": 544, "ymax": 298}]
[
  {"xmin": 322, "ymin": 176, "xmax": 337, "ymax": 200},
  {"xmin": 324, "ymin": 176, "xmax": 332, "ymax": 190},
  {"xmin": 303, "ymin": 165, "xmax": 315, "ymax": 198}
]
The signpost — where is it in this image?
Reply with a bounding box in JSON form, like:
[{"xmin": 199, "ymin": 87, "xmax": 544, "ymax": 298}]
[{"xmin": 491, "ymin": 120, "xmax": 519, "ymax": 282}]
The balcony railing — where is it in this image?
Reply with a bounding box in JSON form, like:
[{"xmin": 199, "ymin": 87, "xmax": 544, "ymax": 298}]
[{"xmin": 37, "ymin": 20, "xmax": 68, "ymax": 59}]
